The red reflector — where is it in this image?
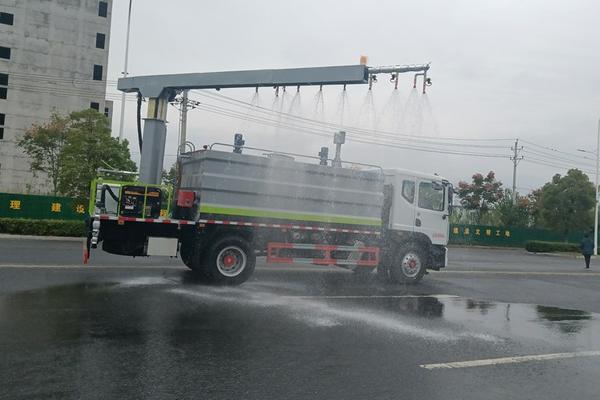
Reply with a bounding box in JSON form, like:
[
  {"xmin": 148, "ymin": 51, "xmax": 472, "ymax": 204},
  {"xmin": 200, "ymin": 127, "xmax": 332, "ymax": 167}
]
[{"xmin": 177, "ymin": 190, "xmax": 195, "ymax": 208}]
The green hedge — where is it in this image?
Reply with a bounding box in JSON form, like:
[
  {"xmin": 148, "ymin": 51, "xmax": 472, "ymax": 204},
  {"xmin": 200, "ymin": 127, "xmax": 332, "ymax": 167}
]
[
  {"xmin": 0, "ymin": 218, "xmax": 86, "ymax": 237},
  {"xmin": 525, "ymin": 240, "xmax": 580, "ymax": 253}
]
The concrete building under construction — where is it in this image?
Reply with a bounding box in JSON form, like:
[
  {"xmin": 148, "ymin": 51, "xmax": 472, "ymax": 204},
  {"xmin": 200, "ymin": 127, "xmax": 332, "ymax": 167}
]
[{"xmin": 0, "ymin": 0, "xmax": 113, "ymax": 193}]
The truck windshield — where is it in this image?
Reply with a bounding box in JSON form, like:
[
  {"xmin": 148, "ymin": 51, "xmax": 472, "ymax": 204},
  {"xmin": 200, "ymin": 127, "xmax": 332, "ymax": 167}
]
[{"xmin": 418, "ymin": 182, "xmax": 444, "ymax": 211}]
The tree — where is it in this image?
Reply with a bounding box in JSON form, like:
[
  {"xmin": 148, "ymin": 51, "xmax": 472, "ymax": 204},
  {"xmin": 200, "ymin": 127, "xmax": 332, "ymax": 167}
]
[
  {"xmin": 493, "ymin": 190, "xmax": 531, "ymax": 227},
  {"xmin": 17, "ymin": 113, "xmax": 70, "ymax": 195},
  {"xmin": 162, "ymin": 163, "xmax": 178, "ymax": 186},
  {"xmin": 457, "ymin": 171, "xmax": 504, "ymax": 222},
  {"xmin": 536, "ymin": 169, "xmax": 594, "ymax": 237},
  {"xmin": 526, "ymin": 188, "xmax": 544, "ymax": 227},
  {"xmin": 58, "ymin": 109, "xmax": 137, "ymax": 198}
]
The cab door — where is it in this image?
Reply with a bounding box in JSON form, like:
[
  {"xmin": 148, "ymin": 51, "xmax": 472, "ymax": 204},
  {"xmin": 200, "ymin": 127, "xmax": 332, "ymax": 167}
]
[
  {"xmin": 414, "ymin": 180, "xmax": 449, "ymax": 245},
  {"xmin": 388, "ymin": 176, "xmax": 416, "ymax": 232}
]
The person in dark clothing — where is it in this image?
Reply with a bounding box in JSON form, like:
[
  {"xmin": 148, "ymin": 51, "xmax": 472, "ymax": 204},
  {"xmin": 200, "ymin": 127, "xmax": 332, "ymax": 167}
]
[{"xmin": 580, "ymin": 233, "xmax": 594, "ymax": 269}]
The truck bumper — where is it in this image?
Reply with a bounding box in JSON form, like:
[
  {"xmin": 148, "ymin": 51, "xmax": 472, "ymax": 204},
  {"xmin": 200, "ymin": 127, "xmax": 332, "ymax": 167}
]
[{"xmin": 429, "ymin": 245, "xmax": 447, "ymax": 270}]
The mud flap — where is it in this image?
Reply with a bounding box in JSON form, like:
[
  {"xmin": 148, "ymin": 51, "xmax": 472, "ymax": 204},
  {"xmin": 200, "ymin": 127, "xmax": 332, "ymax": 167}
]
[
  {"xmin": 83, "ymin": 238, "xmax": 90, "ymax": 264},
  {"xmin": 83, "ymin": 217, "xmax": 94, "ymax": 265}
]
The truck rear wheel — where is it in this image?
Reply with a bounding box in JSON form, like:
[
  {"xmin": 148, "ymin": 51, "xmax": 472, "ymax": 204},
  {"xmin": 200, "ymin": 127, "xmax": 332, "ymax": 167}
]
[
  {"xmin": 186, "ymin": 237, "xmax": 210, "ymax": 279},
  {"xmin": 389, "ymin": 243, "xmax": 427, "ymax": 284},
  {"xmin": 180, "ymin": 239, "xmax": 194, "ymax": 270},
  {"xmin": 204, "ymin": 236, "xmax": 255, "ymax": 285}
]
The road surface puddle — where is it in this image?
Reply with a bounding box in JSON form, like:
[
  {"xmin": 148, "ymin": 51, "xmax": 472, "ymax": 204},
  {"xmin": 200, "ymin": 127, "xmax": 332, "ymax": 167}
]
[{"xmin": 0, "ymin": 280, "xmax": 598, "ymax": 349}]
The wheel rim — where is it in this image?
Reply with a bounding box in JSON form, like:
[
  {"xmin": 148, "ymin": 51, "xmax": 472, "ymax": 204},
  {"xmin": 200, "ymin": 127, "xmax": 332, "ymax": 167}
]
[
  {"xmin": 216, "ymin": 246, "xmax": 247, "ymax": 277},
  {"xmin": 401, "ymin": 251, "xmax": 422, "ymax": 278}
]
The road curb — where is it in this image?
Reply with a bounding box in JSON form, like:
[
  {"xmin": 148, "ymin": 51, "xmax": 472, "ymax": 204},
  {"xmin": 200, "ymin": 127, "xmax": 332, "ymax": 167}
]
[{"xmin": 0, "ymin": 234, "xmax": 83, "ymax": 242}]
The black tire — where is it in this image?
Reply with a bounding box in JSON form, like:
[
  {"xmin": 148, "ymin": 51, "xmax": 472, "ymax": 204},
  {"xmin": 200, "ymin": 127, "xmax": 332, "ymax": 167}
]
[
  {"xmin": 186, "ymin": 236, "xmax": 210, "ymax": 279},
  {"xmin": 203, "ymin": 236, "xmax": 256, "ymax": 285},
  {"xmin": 352, "ymin": 266, "xmax": 376, "ymax": 277},
  {"xmin": 351, "ymin": 248, "xmax": 376, "ymax": 277},
  {"xmin": 376, "ymin": 264, "xmax": 390, "ymax": 282},
  {"xmin": 180, "ymin": 239, "xmax": 194, "ymax": 270},
  {"xmin": 388, "ymin": 243, "xmax": 428, "ymax": 284}
]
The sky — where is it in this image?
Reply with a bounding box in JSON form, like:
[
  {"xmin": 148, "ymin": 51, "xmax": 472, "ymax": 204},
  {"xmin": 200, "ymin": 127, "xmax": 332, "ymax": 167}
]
[{"xmin": 105, "ymin": 0, "xmax": 600, "ymax": 193}]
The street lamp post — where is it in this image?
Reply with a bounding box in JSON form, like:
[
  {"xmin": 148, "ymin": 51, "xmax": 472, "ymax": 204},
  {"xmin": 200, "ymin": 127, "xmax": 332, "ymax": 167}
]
[
  {"xmin": 117, "ymin": 0, "xmax": 133, "ymax": 141},
  {"xmin": 579, "ymin": 119, "xmax": 600, "ymax": 256},
  {"xmin": 595, "ymin": 119, "xmax": 600, "ymax": 256}
]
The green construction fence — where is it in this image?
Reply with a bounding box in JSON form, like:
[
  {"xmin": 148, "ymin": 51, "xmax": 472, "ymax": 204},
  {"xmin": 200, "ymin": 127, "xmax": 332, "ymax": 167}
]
[
  {"xmin": 449, "ymin": 224, "xmax": 584, "ymax": 247},
  {"xmin": 0, "ymin": 193, "xmax": 87, "ymax": 221}
]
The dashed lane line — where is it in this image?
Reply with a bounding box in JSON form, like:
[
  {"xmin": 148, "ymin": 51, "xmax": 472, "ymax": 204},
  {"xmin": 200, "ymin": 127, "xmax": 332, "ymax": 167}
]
[{"xmin": 421, "ymin": 350, "xmax": 600, "ymax": 370}]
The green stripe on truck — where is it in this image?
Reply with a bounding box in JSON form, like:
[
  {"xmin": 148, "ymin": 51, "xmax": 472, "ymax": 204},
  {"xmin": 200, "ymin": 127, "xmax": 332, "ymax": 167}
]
[{"xmin": 199, "ymin": 204, "xmax": 381, "ymax": 226}]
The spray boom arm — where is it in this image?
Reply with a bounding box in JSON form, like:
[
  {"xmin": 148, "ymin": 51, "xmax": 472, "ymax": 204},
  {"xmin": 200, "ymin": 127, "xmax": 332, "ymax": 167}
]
[{"xmin": 118, "ymin": 63, "xmax": 432, "ymax": 184}]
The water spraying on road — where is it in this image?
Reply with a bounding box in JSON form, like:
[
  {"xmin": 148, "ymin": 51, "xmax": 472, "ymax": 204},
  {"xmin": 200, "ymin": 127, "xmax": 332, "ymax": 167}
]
[
  {"xmin": 312, "ymin": 87, "xmax": 325, "ymax": 121},
  {"xmin": 170, "ymin": 285, "xmax": 500, "ymax": 343},
  {"xmin": 356, "ymin": 89, "xmax": 377, "ymax": 130}
]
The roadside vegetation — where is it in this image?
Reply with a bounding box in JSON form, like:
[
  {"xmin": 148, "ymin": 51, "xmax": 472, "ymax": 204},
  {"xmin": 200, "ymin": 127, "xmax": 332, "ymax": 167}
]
[
  {"xmin": 18, "ymin": 109, "xmax": 136, "ymax": 198},
  {"xmin": 0, "ymin": 218, "xmax": 85, "ymax": 237},
  {"xmin": 524, "ymin": 240, "xmax": 580, "ymax": 254},
  {"xmin": 452, "ymin": 169, "xmax": 595, "ymax": 240}
]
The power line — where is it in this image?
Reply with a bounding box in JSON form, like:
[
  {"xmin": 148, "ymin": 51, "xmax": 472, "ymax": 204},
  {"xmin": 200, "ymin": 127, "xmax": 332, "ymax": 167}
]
[
  {"xmin": 4, "ymin": 78, "xmax": 597, "ymax": 181},
  {"xmin": 190, "ymin": 95, "xmax": 513, "ymax": 157},
  {"xmin": 196, "ymin": 101, "xmax": 509, "ymax": 157},
  {"xmin": 6, "ymin": 71, "xmax": 119, "ymax": 86},
  {"xmin": 520, "ymin": 139, "xmax": 594, "ymax": 162},
  {"xmin": 193, "ymin": 102, "xmax": 510, "ymax": 159},
  {"xmin": 195, "ymin": 90, "xmax": 515, "ymax": 145},
  {"xmin": 522, "ymin": 149, "xmax": 595, "ymax": 169},
  {"xmin": 522, "ymin": 145, "xmax": 595, "ymax": 164},
  {"xmin": 522, "ymin": 156, "xmax": 595, "ymax": 175},
  {"xmin": 6, "ymin": 83, "xmax": 138, "ymax": 103}
]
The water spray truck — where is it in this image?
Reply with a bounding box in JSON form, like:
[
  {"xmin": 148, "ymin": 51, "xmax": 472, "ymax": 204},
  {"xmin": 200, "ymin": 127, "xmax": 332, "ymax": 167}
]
[{"xmin": 85, "ymin": 63, "xmax": 451, "ymax": 285}]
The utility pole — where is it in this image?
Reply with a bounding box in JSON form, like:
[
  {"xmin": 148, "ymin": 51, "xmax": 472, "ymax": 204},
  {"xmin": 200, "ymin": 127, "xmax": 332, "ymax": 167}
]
[
  {"xmin": 510, "ymin": 139, "xmax": 523, "ymax": 204},
  {"xmin": 179, "ymin": 90, "xmax": 189, "ymax": 154},
  {"xmin": 172, "ymin": 90, "xmax": 200, "ymax": 154},
  {"xmin": 118, "ymin": 0, "xmax": 133, "ymax": 141}
]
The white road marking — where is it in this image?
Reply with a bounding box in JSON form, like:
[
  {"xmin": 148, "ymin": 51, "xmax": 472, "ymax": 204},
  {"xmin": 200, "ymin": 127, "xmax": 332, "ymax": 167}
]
[
  {"xmin": 284, "ymin": 294, "xmax": 459, "ymax": 299},
  {"xmin": 421, "ymin": 350, "xmax": 600, "ymax": 370},
  {"xmin": 0, "ymin": 264, "xmax": 183, "ymax": 269},
  {"xmin": 433, "ymin": 270, "xmax": 600, "ymax": 276}
]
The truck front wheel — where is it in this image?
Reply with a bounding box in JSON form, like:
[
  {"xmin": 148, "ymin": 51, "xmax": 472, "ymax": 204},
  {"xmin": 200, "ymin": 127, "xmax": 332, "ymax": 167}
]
[
  {"xmin": 389, "ymin": 243, "xmax": 427, "ymax": 284},
  {"xmin": 204, "ymin": 236, "xmax": 256, "ymax": 285}
]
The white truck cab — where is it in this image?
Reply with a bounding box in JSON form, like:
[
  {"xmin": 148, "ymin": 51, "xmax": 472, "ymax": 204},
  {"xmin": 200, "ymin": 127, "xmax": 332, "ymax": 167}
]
[
  {"xmin": 384, "ymin": 168, "xmax": 451, "ymax": 244},
  {"xmin": 380, "ymin": 168, "xmax": 452, "ymax": 280}
]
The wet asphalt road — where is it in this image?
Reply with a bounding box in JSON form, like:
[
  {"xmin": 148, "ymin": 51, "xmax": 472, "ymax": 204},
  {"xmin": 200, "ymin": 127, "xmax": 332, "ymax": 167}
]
[{"xmin": 1, "ymin": 238, "xmax": 600, "ymax": 399}]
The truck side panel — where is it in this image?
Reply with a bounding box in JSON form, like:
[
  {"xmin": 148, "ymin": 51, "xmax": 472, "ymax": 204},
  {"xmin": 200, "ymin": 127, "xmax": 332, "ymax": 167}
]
[{"xmin": 179, "ymin": 150, "xmax": 384, "ymax": 228}]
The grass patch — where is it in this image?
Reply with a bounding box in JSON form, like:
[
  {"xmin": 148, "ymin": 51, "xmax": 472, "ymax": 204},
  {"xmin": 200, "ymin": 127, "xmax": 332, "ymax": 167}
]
[
  {"xmin": 525, "ymin": 240, "xmax": 580, "ymax": 253},
  {"xmin": 0, "ymin": 218, "xmax": 86, "ymax": 237}
]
